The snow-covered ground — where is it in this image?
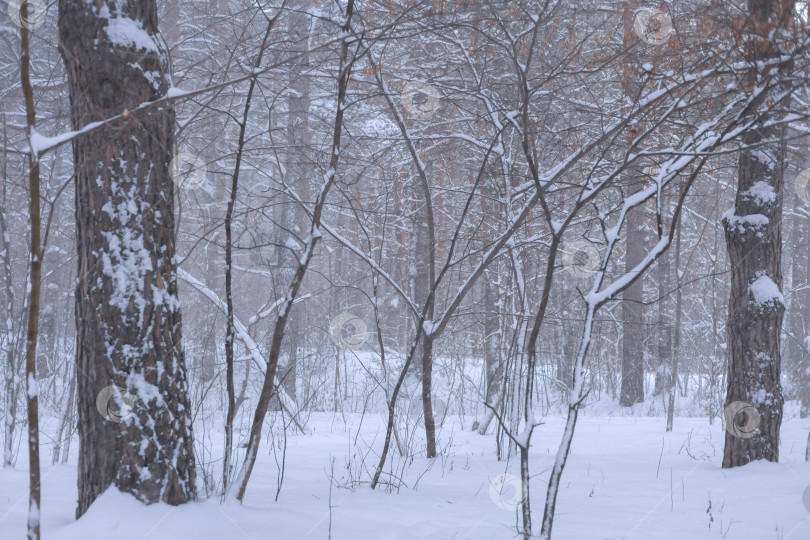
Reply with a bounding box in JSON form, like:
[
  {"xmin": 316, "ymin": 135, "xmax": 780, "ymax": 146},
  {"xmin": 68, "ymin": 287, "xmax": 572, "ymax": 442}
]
[{"xmin": 2, "ymin": 408, "xmax": 809, "ymax": 539}]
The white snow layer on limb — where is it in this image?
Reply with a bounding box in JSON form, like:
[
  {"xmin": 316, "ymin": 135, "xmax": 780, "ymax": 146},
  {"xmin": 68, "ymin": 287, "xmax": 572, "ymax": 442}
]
[
  {"xmin": 176, "ymin": 268, "xmax": 308, "ymax": 434},
  {"xmin": 28, "ymin": 124, "xmax": 101, "ymax": 156},
  {"xmin": 104, "ymin": 16, "xmax": 159, "ymax": 52},
  {"xmin": 748, "ymin": 274, "xmax": 785, "ymax": 309},
  {"xmin": 742, "ymin": 180, "xmax": 777, "ymax": 206},
  {"xmin": 722, "ymin": 208, "xmax": 769, "ymax": 234},
  {"xmin": 515, "ymin": 407, "xmax": 542, "ymax": 448}
]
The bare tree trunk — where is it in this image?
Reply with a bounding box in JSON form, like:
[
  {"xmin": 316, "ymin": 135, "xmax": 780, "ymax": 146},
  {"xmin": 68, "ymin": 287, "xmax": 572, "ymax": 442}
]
[
  {"xmin": 222, "ymin": 18, "xmax": 274, "ymax": 499},
  {"xmin": 789, "ymin": 207, "xmax": 810, "ymax": 417},
  {"xmin": 276, "ymin": 1, "xmax": 313, "ymax": 403},
  {"xmin": 620, "ymin": 195, "xmax": 645, "ymax": 407},
  {"xmin": 785, "ymin": 143, "xmax": 810, "ymax": 417},
  {"xmin": 53, "ymin": 365, "xmax": 76, "ymax": 464},
  {"xmin": 234, "ymin": 4, "xmax": 355, "ymax": 499},
  {"xmin": 1, "ymin": 114, "xmax": 19, "ymax": 469},
  {"xmin": 722, "ymin": 0, "xmax": 792, "ymax": 469},
  {"xmin": 473, "ymin": 274, "xmax": 502, "ymax": 434},
  {"xmin": 59, "ymin": 0, "xmax": 196, "ymax": 515},
  {"xmin": 20, "ymin": 9, "xmax": 42, "ymax": 536},
  {"xmin": 422, "ymin": 335, "xmax": 436, "ymax": 457},
  {"xmin": 410, "ymin": 180, "xmax": 434, "ymax": 452},
  {"xmin": 654, "ymin": 208, "xmax": 672, "ymax": 399},
  {"xmin": 666, "ymin": 216, "xmax": 682, "ymax": 432},
  {"xmin": 619, "ymin": 0, "xmax": 646, "ymax": 408}
]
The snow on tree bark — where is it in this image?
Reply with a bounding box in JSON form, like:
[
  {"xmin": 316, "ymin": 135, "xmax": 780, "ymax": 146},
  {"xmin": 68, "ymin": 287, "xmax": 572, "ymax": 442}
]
[
  {"xmin": 20, "ymin": 6, "xmax": 42, "ymax": 536},
  {"xmin": 619, "ymin": 0, "xmax": 647, "ymax": 408},
  {"xmin": 58, "ymin": 0, "xmax": 196, "ymax": 515},
  {"xmin": 721, "ymin": 0, "xmax": 792, "ymax": 469}
]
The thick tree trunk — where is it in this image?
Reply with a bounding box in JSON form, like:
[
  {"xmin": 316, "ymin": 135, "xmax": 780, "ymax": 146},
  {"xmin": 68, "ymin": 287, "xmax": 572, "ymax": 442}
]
[
  {"xmin": 619, "ymin": 0, "xmax": 645, "ymax": 408},
  {"xmin": 722, "ymin": 0, "xmax": 792, "ymax": 469},
  {"xmin": 620, "ymin": 194, "xmax": 645, "ymax": 407},
  {"xmin": 58, "ymin": 0, "xmax": 196, "ymax": 515}
]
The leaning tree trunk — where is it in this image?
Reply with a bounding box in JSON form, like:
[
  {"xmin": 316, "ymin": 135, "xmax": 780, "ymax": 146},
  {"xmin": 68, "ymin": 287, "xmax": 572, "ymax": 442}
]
[
  {"xmin": 721, "ymin": 0, "xmax": 792, "ymax": 469},
  {"xmin": 58, "ymin": 0, "xmax": 196, "ymax": 515}
]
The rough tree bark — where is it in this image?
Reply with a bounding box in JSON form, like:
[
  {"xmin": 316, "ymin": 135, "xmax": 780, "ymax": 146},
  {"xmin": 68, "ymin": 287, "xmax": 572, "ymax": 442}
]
[
  {"xmin": 620, "ymin": 203, "xmax": 645, "ymax": 406},
  {"xmin": 58, "ymin": 0, "xmax": 196, "ymax": 515},
  {"xmin": 721, "ymin": 0, "xmax": 793, "ymax": 468},
  {"xmin": 619, "ymin": 0, "xmax": 646, "ymax": 407}
]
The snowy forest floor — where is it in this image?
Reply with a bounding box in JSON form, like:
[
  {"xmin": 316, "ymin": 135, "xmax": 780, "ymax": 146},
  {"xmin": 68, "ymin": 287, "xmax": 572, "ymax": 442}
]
[{"xmin": 2, "ymin": 407, "xmax": 810, "ymax": 540}]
